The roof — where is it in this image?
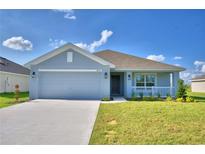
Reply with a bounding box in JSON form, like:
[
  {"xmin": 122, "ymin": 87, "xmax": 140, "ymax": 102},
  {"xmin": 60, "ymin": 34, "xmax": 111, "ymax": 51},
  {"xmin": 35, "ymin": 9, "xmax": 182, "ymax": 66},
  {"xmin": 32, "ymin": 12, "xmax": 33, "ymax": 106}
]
[
  {"xmin": 192, "ymin": 75, "xmax": 205, "ymax": 81},
  {"xmin": 94, "ymin": 50, "xmax": 185, "ymax": 72},
  {"xmin": 24, "ymin": 43, "xmax": 115, "ymax": 68},
  {"xmin": 0, "ymin": 57, "xmax": 30, "ymax": 75}
]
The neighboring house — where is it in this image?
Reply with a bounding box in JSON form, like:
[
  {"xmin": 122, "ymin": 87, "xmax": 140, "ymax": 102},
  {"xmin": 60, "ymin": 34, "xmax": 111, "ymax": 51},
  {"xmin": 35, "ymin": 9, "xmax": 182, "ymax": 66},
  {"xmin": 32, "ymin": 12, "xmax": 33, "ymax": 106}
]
[
  {"xmin": 191, "ymin": 75, "xmax": 205, "ymax": 92},
  {"xmin": 25, "ymin": 43, "xmax": 185, "ymax": 100},
  {"xmin": 0, "ymin": 57, "xmax": 30, "ymax": 93}
]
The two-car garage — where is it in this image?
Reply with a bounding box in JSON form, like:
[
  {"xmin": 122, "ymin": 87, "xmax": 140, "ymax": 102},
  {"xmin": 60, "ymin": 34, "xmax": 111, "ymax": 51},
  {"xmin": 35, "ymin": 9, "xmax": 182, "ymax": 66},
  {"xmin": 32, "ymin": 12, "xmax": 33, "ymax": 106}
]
[
  {"xmin": 26, "ymin": 44, "xmax": 113, "ymax": 100},
  {"xmin": 38, "ymin": 71, "xmax": 102, "ymax": 99}
]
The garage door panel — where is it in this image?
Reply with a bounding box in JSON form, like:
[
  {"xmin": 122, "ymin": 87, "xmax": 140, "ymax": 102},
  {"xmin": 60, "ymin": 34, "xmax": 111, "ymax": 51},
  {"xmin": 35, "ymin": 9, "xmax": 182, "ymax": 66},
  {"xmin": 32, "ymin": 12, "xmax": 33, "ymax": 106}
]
[{"xmin": 38, "ymin": 72, "xmax": 101, "ymax": 99}]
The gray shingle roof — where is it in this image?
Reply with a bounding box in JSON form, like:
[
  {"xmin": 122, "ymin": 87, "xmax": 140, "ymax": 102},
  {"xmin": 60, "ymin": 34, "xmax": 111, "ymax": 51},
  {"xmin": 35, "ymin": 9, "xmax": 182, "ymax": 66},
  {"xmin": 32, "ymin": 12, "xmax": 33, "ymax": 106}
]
[
  {"xmin": 94, "ymin": 50, "xmax": 185, "ymax": 71},
  {"xmin": 0, "ymin": 57, "xmax": 30, "ymax": 75}
]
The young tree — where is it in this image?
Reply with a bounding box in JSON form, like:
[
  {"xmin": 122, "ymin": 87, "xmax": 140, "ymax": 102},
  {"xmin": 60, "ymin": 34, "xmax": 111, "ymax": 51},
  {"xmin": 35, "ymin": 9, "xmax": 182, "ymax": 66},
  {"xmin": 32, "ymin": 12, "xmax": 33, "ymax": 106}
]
[
  {"xmin": 15, "ymin": 84, "xmax": 20, "ymax": 102},
  {"xmin": 176, "ymin": 79, "xmax": 187, "ymax": 99}
]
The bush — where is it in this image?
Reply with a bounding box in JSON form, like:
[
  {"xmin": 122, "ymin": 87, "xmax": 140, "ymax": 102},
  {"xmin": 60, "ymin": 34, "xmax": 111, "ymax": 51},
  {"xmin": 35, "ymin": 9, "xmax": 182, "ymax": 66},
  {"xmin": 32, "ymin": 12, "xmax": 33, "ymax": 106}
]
[
  {"xmin": 166, "ymin": 96, "xmax": 172, "ymax": 101},
  {"xmin": 176, "ymin": 97, "xmax": 185, "ymax": 102},
  {"xmin": 101, "ymin": 97, "xmax": 110, "ymax": 101},
  {"xmin": 131, "ymin": 92, "xmax": 137, "ymax": 101},
  {"xmin": 139, "ymin": 92, "xmax": 143, "ymax": 99},
  {"xmin": 157, "ymin": 93, "xmax": 161, "ymax": 98},
  {"xmin": 186, "ymin": 97, "xmax": 194, "ymax": 103},
  {"xmin": 176, "ymin": 79, "xmax": 187, "ymax": 99},
  {"xmin": 166, "ymin": 93, "xmax": 171, "ymax": 97}
]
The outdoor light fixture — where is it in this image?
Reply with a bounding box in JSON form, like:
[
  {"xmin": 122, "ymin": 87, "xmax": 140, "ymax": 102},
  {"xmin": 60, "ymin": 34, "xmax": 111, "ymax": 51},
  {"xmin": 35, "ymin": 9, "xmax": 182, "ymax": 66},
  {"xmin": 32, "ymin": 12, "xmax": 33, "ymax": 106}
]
[
  {"xmin": 32, "ymin": 72, "xmax": 36, "ymax": 78},
  {"xmin": 128, "ymin": 74, "xmax": 131, "ymax": 80},
  {"xmin": 104, "ymin": 72, "xmax": 108, "ymax": 79}
]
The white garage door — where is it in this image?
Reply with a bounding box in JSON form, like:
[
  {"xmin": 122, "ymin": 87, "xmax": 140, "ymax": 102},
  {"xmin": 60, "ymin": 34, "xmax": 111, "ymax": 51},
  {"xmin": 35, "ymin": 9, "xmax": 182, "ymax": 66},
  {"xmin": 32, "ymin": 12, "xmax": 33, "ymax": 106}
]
[{"xmin": 38, "ymin": 72, "xmax": 101, "ymax": 99}]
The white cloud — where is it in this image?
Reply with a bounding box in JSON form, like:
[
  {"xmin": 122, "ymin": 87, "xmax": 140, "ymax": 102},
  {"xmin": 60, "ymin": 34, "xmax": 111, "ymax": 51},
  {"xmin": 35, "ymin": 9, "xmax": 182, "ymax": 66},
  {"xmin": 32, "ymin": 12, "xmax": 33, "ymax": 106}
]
[
  {"xmin": 194, "ymin": 60, "xmax": 205, "ymax": 72},
  {"xmin": 194, "ymin": 60, "xmax": 205, "ymax": 67},
  {"xmin": 74, "ymin": 29, "xmax": 113, "ymax": 52},
  {"xmin": 174, "ymin": 64, "xmax": 181, "ymax": 66},
  {"xmin": 180, "ymin": 60, "xmax": 205, "ymax": 84},
  {"xmin": 53, "ymin": 9, "xmax": 76, "ymax": 20},
  {"xmin": 174, "ymin": 56, "xmax": 182, "ymax": 60},
  {"xmin": 180, "ymin": 71, "xmax": 201, "ymax": 84},
  {"xmin": 2, "ymin": 36, "xmax": 33, "ymax": 51},
  {"xmin": 146, "ymin": 54, "xmax": 165, "ymax": 62},
  {"xmin": 201, "ymin": 65, "xmax": 205, "ymax": 73},
  {"xmin": 49, "ymin": 38, "xmax": 67, "ymax": 49}
]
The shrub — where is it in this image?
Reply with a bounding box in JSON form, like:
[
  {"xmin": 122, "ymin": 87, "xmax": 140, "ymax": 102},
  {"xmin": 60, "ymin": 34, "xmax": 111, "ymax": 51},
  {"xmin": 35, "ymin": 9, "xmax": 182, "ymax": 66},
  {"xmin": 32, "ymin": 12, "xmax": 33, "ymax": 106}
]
[
  {"xmin": 131, "ymin": 92, "xmax": 137, "ymax": 101},
  {"xmin": 15, "ymin": 84, "xmax": 20, "ymax": 102},
  {"xmin": 176, "ymin": 79, "xmax": 187, "ymax": 99},
  {"xmin": 166, "ymin": 96, "xmax": 172, "ymax": 101},
  {"xmin": 176, "ymin": 97, "xmax": 185, "ymax": 102},
  {"xmin": 166, "ymin": 93, "xmax": 171, "ymax": 97},
  {"xmin": 101, "ymin": 97, "xmax": 110, "ymax": 101},
  {"xmin": 157, "ymin": 92, "xmax": 161, "ymax": 98},
  {"xmin": 186, "ymin": 96, "xmax": 194, "ymax": 103},
  {"xmin": 139, "ymin": 92, "xmax": 143, "ymax": 99},
  {"xmin": 143, "ymin": 96, "xmax": 157, "ymax": 101}
]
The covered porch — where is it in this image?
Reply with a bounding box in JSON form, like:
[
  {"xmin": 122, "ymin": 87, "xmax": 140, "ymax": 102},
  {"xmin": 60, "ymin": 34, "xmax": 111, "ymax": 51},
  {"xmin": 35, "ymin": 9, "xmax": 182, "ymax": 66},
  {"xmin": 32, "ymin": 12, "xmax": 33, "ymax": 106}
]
[{"xmin": 110, "ymin": 71, "xmax": 179, "ymax": 98}]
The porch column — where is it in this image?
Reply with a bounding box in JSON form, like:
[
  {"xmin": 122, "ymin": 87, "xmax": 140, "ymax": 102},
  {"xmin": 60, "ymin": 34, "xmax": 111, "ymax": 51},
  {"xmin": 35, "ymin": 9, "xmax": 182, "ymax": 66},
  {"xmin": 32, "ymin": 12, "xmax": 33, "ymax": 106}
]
[
  {"xmin": 124, "ymin": 71, "xmax": 132, "ymax": 98},
  {"xmin": 170, "ymin": 73, "xmax": 173, "ymax": 96}
]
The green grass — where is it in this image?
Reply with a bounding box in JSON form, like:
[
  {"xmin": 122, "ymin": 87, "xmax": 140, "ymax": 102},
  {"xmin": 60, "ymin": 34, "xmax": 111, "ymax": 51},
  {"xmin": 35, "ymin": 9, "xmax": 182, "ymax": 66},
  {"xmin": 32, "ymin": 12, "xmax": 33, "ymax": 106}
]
[
  {"xmin": 0, "ymin": 92, "xmax": 29, "ymax": 108},
  {"xmin": 188, "ymin": 92, "xmax": 205, "ymax": 102},
  {"xmin": 90, "ymin": 101, "xmax": 205, "ymax": 144}
]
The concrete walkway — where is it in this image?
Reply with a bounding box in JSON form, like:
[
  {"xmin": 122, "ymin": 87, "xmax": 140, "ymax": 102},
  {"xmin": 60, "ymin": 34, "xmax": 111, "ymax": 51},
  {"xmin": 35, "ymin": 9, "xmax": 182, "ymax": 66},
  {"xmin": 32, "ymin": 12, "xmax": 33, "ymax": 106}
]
[
  {"xmin": 101, "ymin": 97, "xmax": 128, "ymax": 103},
  {"xmin": 0, "ymin": 100, "xmax": 100, "ymax": 145}
]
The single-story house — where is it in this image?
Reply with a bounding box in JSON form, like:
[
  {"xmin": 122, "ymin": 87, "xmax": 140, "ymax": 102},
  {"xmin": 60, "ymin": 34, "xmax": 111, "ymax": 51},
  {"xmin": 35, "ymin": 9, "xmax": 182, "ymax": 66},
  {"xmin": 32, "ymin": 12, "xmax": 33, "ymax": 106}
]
[
  {"xmin": 191, "ymin": 75, "xmax": 205, "ymax": 92},
  {"xmin": 25, "ymin": 43, "xmax": 185, "ymax": 100},
  {"xmin": 0, "ymin": 57, "xmax": 30, "ymax": 93}
]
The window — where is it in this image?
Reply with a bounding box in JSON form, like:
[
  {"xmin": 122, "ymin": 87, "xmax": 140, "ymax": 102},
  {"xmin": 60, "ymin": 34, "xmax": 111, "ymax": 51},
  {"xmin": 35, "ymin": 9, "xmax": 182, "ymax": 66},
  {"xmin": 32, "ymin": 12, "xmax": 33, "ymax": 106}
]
[
  {"xmin": 67, "ymin": 52, "xmax": 73, "ymax": 62},
  {"xmin": 146, "ymin": 74, "xmax": 155, "ymax": 87},
  {"xmin": 135, "ymin": 74, "xmax": 156, "ymax": 87},
  {"xmin": 136, "ymin": 74, "xmax": 145, "ymax": 87}
]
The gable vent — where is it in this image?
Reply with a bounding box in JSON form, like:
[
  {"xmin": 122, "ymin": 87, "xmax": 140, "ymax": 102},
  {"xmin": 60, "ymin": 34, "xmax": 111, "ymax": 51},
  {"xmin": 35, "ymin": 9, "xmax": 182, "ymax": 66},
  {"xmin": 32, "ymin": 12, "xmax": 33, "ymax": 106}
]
[{"xmin": 67, "ymin": 52, "xmax": 73, "ymax": 63}]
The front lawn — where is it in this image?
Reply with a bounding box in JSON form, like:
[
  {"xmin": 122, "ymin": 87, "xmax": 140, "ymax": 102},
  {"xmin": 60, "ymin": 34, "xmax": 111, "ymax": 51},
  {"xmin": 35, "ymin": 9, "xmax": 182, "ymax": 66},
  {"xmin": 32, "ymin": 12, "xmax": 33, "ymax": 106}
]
[
  {"xmin": 188, "ymin": 92, "xmax": 205, "ymax": 102},
  {"xmin": 0, "ymin": 92, "xmax": 29, "ymax": 108},
  {"xmin": 90, "ymin": 102, "xmax": 205, "ymax": 144}
]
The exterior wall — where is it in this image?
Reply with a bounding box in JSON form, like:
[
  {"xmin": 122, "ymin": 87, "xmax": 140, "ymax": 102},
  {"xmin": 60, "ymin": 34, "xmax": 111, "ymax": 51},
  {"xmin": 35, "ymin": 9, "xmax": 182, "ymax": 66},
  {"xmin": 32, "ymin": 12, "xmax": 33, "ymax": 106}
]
[
  {"xmin": 29, "ymin": 49, "xmax": 110, "ymax": 99},
  {"xmin": 124, "ymin": 71, "xmax": 132, "ymax": 98},
  {"xmin": 173, "ymin": 72, "xmax": 180, "ymax": 95},
  {"xmin": 157, "ymin": 73, "xmax": 170, "ymax": 87},
  {"xmin": 157, "ymin": 72, "xmax": 179, "ymax": 96},
  {"xmin": 124, "ymin": 71, "xmax": 180, "ymax": 98},
  {"xmin": 192, "ymin": 81, "xmax": 205, "ymax": 92},
  {"xmin": 0, "ymin": 71, "xmax": 29, "ymax": 93}
]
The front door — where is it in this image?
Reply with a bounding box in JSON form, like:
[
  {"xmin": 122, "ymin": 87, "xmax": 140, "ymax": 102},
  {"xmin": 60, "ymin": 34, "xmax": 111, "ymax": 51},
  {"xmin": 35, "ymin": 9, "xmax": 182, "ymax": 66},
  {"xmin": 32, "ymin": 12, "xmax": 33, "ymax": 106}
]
[{"xmin": 111, "ymin": 75, "xmax": 121, "ymax": 95}]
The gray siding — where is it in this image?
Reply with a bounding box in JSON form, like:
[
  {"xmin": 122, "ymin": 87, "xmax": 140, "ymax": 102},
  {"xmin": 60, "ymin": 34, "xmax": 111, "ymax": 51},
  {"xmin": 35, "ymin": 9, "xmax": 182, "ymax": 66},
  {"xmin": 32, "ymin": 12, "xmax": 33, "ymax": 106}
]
[
  {"xmin": 29, "ymin": 49, "xmax": 110, "ymax": 99},
  {"xmin": 123, "ymin": 72, "xmax": 180, "ymax": 98},
  {"xmin": 157, "ymin": 72, "xmax": 179, "ymax": 88},
  {"xmin": 157, "ymin": 73, "xmax": 170, "ymax": 87}
]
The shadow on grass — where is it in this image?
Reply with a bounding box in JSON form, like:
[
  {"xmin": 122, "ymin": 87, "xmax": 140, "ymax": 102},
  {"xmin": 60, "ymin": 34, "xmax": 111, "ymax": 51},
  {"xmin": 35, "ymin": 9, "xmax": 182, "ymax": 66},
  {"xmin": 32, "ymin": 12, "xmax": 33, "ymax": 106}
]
[{"xmin": 0, "ymin": 92, "xmax": 29, "ymax": 98}]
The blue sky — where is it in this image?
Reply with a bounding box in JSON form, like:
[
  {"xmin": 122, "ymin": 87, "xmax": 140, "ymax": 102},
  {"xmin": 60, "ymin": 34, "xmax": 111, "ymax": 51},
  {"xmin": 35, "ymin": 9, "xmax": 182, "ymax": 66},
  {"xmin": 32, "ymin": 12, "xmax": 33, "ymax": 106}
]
[{"xmin": 0, "ymin": 9, "xmax": 205, "ymax": 82}]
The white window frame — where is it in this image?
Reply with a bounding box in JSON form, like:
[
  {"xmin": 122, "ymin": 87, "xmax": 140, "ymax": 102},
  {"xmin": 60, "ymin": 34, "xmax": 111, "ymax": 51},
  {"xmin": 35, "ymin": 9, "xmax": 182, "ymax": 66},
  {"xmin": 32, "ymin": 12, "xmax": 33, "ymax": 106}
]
[
  {"xmin": 135, "ymin": 73, "xmax": 157, "ymax": 88},
  {"xmin": 67, "ymin": 52, "xmax": 73, "ymax": 63}
]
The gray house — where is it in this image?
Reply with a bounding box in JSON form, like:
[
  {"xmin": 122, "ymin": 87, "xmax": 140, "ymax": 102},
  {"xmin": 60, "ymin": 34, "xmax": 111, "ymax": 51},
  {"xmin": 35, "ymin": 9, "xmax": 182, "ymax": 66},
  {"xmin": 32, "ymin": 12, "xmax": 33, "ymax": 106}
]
[{"xmin": 25, "ymin": 43, "xmax": 185, "ymax": 100}]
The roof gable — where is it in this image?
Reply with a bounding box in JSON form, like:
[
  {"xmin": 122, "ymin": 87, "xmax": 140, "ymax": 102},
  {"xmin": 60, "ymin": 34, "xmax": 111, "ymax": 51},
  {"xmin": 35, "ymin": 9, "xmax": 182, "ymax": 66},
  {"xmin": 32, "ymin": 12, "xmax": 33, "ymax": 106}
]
[
  {"xmin": 24, "ymin": 43, "xmax": 115, "ymax": 68},
  {"xmin": 94, "ymin": 50, "xmax": 185, "ymax": 72}
]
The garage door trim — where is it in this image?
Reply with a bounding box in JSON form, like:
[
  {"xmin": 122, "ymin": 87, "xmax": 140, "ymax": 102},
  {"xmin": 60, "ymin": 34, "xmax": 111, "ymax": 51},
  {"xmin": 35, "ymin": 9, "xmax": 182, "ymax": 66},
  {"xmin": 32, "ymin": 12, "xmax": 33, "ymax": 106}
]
[{"xmin": 38, "ymin": 69, "xmax": 102, "ymax": 72}]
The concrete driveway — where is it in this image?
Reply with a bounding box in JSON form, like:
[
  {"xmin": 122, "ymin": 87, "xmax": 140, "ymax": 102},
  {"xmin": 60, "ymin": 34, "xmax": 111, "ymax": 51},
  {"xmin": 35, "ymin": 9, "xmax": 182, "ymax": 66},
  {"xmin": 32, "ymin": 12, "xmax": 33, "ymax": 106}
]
[{"xmin": 0, "ymin": 99, "xmax": 100, "ymax": 145}]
